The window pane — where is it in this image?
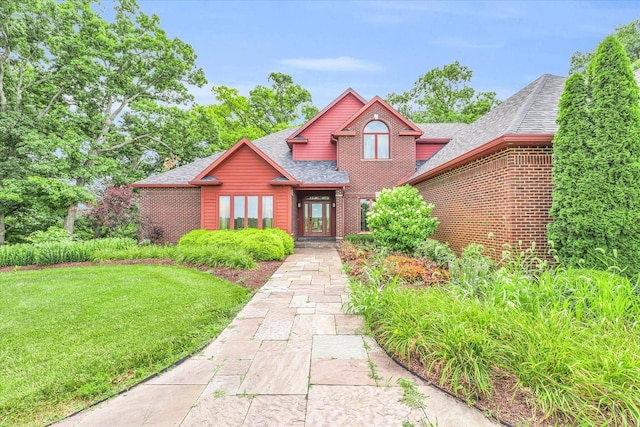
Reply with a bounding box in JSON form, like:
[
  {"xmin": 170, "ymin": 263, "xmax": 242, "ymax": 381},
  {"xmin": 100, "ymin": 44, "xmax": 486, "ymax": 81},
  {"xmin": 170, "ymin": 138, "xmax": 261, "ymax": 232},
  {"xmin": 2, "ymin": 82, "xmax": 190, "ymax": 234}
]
[
  {"xmin": 247, "ymin": 196, "xmax": 258, "ymax": 228},
  {"xmin": 364, "ymin": 120, "xmax": 388, "ymax": 132},
  {"xmin": 234, "ymin": 196, "xmax": 245, "ymax": 229},
  {"xmin": 325, "ymin": 203, "xmax": 331, "ymax": 233},
  {"xmin": 378, "ymin": 134, "xmax": 389, "ymax": 158},
  {"xmin": 219, "ymin": 196, "xmax": 230, "ymax": 230},
  {"xmin": 364, "ymin": 134, "xmax": 375, "ymax": 158},
  {"xmin": 262, "ymin": 196, "xmax": 273, "ymax": 228},
  {"xmin": 360, "ymin": 199, "xmax": 370, "ymax": 231}
]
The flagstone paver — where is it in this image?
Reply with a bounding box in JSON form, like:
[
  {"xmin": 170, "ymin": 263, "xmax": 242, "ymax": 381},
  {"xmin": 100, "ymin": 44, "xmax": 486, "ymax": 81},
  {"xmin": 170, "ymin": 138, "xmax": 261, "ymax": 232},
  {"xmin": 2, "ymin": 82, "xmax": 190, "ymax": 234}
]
[{"xmin": 55, "ymin": 247, "xmax": 497, "ymax": 427}]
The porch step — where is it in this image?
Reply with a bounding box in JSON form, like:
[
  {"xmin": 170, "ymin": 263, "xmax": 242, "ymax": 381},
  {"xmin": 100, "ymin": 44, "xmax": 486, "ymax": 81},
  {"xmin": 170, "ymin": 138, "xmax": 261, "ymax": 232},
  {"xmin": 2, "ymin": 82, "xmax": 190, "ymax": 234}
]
[{"xmin": 295, "ymin": 237, "xmax": 339, "ymax": 249}]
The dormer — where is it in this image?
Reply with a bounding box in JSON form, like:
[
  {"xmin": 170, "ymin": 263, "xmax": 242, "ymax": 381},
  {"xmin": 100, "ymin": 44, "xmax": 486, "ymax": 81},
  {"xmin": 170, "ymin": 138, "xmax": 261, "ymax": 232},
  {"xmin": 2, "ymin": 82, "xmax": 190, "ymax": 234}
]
[{"xmin": 287, "ymin": 89, "xmax": 366, "ymax": 161}]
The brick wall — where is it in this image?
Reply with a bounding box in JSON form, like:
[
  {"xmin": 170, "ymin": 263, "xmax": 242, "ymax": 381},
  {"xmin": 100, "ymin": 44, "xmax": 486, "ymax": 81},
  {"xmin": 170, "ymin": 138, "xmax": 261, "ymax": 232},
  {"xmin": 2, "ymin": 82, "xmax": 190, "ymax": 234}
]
[
  {"xmin": 138, "ymin": 187, "xmax": 201, "ymax": 244},
  {"xmin": 337, "ymin": 104, "xmax": 418, "ymax": 236},
  {"xmin": 414, "ymin": 146, "xmax": 553, "ymax": 260}
]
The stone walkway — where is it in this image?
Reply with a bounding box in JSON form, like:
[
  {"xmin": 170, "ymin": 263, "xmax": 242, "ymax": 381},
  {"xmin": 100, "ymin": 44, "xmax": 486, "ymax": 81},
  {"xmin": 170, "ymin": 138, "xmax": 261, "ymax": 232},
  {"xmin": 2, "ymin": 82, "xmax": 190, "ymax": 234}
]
[{"xmin": 56, "ymin": 247, "xmax": 496, "ymax": 427}]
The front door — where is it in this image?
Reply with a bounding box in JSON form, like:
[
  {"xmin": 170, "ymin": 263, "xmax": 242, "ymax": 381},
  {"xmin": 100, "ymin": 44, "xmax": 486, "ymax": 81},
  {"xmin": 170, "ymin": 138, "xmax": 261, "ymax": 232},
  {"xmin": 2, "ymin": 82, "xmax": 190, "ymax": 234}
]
[{"xmin": 303, "ymin": 200, "xmax": 332, "ymax": 236}]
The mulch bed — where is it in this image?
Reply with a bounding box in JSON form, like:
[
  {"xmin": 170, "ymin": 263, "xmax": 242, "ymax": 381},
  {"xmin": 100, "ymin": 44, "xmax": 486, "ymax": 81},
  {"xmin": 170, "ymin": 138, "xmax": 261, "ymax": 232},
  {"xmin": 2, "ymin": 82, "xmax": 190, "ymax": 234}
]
[{"xmin": 0, "ymin": 259, "xmax": 283, "ymax": 292}]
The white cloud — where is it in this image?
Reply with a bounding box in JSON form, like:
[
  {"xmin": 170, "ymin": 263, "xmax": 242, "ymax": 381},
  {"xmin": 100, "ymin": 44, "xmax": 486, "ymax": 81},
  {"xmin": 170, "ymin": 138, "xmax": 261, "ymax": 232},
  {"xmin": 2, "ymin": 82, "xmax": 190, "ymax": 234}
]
[{"xmin": 280, "ymin": 56, "xmax": 382, "ymax": 72}]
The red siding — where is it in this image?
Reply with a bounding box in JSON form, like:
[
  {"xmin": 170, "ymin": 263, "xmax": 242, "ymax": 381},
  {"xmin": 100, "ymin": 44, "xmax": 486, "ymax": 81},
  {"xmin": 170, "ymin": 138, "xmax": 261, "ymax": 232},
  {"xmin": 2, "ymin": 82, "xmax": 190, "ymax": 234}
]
[
  {"xmin": 293, "ymin": 93, "xmax": 364, "ymax": 160},
  {"xmin": 416, "ymin": 142, "xmax": 446, "ymax": 161},
  {"xmin": 200, "ymin": 145, "xmax": 292, "ymax": 233}
]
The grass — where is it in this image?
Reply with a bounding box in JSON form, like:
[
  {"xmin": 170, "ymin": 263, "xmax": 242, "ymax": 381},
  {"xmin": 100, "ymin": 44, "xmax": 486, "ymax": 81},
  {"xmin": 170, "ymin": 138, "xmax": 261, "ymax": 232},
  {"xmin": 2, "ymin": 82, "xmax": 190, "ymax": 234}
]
[
  {"xmin": 343, "ymin": 243, "xmax": 640, "ymax": 426},
  {"xmin": 0, "ymin": 264, "xmax": 252, "ymax": 427}
]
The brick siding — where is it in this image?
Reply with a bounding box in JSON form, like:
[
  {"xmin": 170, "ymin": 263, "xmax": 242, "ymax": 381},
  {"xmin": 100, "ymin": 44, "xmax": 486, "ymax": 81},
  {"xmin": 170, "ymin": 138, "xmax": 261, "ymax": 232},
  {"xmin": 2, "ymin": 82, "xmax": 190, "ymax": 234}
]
[
  {"xmin": 338, "ymin": 104, "xmax": 417, "ymax": 236},
  {"xmin": 138, "ymin": 187, "xmax": 201, "ymax": 244},
  {"xmin": 415, "ymin": 146, "xmax": 553, "ymax": 260}
]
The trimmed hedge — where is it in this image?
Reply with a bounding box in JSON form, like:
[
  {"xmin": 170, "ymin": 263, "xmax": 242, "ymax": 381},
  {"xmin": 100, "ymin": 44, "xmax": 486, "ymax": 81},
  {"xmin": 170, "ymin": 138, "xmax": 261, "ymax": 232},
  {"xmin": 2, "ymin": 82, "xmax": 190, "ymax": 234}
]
[{"xmin": 177, "ymin": 228, "xmax": 293, "ymax": 261}]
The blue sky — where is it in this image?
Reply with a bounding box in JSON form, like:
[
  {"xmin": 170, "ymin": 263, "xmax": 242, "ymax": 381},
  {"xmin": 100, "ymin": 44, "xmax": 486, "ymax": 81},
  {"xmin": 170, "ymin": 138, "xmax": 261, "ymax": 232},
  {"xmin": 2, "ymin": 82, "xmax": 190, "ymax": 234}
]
[{"xmin": 134, "ymin": 0, "xmax": 639, "ymax": 108}]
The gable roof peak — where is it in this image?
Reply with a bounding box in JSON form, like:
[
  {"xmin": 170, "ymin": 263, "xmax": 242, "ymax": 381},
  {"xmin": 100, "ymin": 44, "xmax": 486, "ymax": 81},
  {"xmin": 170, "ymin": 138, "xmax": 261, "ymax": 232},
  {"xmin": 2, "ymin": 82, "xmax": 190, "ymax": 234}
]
[
  {"xmin": 334, "ymin": 95, "xmax": 422, "ymax": 136},
  {"xmin": 190, "ymin": 137, "xmax": 297, "ymax": 185},
  {"xmin": 286, "ymin": 88, "xmax": 367, "ymax": 146}
]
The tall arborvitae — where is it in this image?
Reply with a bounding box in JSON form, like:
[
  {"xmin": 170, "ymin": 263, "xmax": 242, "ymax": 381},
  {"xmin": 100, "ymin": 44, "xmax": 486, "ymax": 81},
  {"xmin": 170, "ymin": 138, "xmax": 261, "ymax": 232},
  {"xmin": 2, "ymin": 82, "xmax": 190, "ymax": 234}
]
[
  {"xmin": 549, "ymin": 36, "xmax": 640, "ymax": 275},
  {"xmin": 548, "ymin": 73, "xmax": 592, "ymax": 266}
]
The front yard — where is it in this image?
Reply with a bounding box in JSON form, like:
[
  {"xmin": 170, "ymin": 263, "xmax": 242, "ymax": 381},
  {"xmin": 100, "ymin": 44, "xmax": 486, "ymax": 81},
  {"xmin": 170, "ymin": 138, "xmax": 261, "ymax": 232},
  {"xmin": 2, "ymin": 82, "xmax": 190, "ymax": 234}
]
[
  {"xmin": 341, "ymin": 240, "xmax": 640, "ymax": 427},
  {"xmin": 0, "ymin": 264, "xmax": 252, "ymax": 426}
]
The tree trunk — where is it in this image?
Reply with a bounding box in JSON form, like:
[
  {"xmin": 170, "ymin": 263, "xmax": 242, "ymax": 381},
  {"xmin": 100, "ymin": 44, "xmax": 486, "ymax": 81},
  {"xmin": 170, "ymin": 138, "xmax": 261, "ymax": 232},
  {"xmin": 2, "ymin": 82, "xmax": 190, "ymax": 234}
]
[
  {"xmin": 0, "ymin": 213, "xmax": 5, "ymax": 245},
  {"xmin": 63, "ymin": 205, "xmax": 77, "ymax": 236}
]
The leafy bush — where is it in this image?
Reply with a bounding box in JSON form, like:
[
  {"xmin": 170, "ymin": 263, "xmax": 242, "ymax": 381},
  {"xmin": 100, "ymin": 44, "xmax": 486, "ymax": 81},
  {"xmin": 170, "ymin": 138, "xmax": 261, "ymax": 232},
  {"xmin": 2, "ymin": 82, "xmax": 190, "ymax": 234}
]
[
  {"xmin": 240, "ymin": 233, "xmax": 285, "ymax": 261},
  {"xmin": 266, "ymin": 228, "xmax": 294, "ymax": 255},
  {"xmin": 91, "ymin": 245, "xmax": 177, "ymax": 262},
  {"xmin": 367, "ymin": 185, "xmax": 439, "ymax": 253},
  {"xmin": 414, "ymin": 239, "xmax": 456, "ymax": 267},
  {"xmin": 447, "ymin": 243, "xmax": 495, "ymax": 297},
  {"xmin": 26, "ymin": 227, "xmax": 73, "ymax": 244},
  {"xmin": 178, "ymin": 229, "xmax": 214, "ymax": 246}
]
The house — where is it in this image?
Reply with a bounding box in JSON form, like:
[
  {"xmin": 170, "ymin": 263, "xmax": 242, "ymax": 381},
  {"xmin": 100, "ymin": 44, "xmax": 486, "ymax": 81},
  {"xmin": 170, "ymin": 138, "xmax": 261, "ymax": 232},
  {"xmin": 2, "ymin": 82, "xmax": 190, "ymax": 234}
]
[{"xmin": 132, "ymin": 74, "xmax": 572, "ymax": 256}]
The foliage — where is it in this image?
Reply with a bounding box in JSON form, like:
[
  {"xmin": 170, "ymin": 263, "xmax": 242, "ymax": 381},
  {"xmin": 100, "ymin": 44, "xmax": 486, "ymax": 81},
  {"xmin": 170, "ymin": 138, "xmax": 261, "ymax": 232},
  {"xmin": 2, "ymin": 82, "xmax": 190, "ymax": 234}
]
[
  {"xmin": 367, "ymin": 185, "xmax": 439, "ymax": 253},
  {"xmin": 86, "ymin": 185, "xmax": 137, "ymax": 239},
  {"xmin": 0, "ymin": 265, "xmax": 250, "ymax": 426},
  {"xmin": 178, "ymin": 229, "xmax": 215, "ymax": 246},
  {"xmin": 240, "ymin": 233, "xmax": 285, "ymax": 261},
  {"xmin": 266, "ymin": 228, "xmax": 295, "ymax": 255},
  {"xmin": 178, "ymin": 228, "xmax": 292, "ymax": 259},
  {"xmin": 345, "ymin": 244, "xmax": 640, "ymax": 425},
  {"xmin": 0, "ymin": 0, "xmax": 212, "ymax": 240},
  {"xmin": 344, "ymin": 233, "xmax": 376, "ymax": 245},
  {"xmin": 549, "ymin": 36, "xmax": 640, "ymax": 276},
  {"xmin": 0, "ymin": 238, "xmax": 136, "ymax": 267},
  {"xmin": 386, "ymin": 61, "xmax": 500, "ymax": 124},
  {"xmin": 172, "ymin": 245, "xmax": 256, "ymax": 269},
  {"xmin": 413, "ymin": 238, "xmax": 456, "ymax": 267},
  {"xmin": 26, "ymin": 227, "xmax": 73, "ymax": 244},
  {"xmin": 570, "ymin": 19, "xmax": 640, "ymax": 73},
  {"xmin": 210, "ymin": 72, "xmax": 318, "ymax": 146}
]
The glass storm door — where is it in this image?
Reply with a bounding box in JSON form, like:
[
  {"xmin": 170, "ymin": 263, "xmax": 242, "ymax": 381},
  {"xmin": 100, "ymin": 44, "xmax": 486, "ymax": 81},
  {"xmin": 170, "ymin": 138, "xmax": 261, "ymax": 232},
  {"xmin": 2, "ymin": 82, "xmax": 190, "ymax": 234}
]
[{"xmin": 304, "ymin": 201, "xmax": 331, "ymax": 236}]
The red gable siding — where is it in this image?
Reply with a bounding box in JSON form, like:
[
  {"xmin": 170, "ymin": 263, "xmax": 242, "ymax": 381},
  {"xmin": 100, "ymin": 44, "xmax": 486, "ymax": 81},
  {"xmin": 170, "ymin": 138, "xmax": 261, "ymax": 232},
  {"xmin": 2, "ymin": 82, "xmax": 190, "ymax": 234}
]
[
  {"xmin": 293, "ymin": 93, "xmax": 364, "ymax": 160},
  {"xmin": 200, "ymin": 145, "xmax": 291, "ymax": 233},
  {"xmin": 416, "ymin": 142, "xmax": 446, "ymax": 160}
]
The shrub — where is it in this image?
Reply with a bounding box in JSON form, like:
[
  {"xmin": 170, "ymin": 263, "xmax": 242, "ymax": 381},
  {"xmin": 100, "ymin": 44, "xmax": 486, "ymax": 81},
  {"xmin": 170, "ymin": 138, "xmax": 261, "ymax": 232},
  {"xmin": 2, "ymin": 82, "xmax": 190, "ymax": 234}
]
[
  {"xmin": 26, "ymin": 227, "xmax": 72, "ymax": 244},
  {"xmin": 449, "ymin": 243, "xmax": 495, "ymax": 296},
  {"xmin": 414, "ymin": 239, "xmax": 456, "ymax": 267},
  {"xmin": 240, "ymin": 233, "xmax": 285, "ymax": 261},
  {"xmin": 199, "ymin": 230, "xmax": 242, "ymax": 247},
  {"xmin": 266, "ymin": 228, "xmax": 294, "ymax": 255},
  {"xmin": 178, "ymin": 229, "xmax": 213, "ymax": 246},
  {"xmin": 367, "ymin": 185, "xmax": 439, "ymax": 253}
]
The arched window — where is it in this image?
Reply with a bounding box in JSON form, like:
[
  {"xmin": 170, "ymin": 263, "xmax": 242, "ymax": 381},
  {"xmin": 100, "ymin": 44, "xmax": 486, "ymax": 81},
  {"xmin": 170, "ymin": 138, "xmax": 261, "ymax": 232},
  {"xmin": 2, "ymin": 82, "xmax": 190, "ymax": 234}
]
[{"xmin": 363, "ymin": 120, "xmax": 389, "ymax": 159}]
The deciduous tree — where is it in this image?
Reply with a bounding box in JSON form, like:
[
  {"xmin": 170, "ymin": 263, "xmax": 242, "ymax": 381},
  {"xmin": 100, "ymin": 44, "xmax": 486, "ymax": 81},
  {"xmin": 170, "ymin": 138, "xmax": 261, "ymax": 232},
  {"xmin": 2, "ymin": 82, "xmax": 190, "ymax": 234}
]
[
  {"xmin": 211, "ymin": 72, "xmax": 318, "ymax": 146},
  {"xmin": 386, "ymin": 62, "xmax": 500, "ymax": 124},
  {"xmin": 570, "ymin": 20, "xmax": 640, "ymax": 73}
]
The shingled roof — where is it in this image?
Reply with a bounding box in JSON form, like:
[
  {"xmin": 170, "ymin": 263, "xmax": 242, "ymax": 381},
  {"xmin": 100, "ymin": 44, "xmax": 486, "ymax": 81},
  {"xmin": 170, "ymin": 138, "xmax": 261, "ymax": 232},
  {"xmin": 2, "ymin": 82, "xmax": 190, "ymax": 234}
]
[
  {"xmin": 132, "ymin": 128, "xmax": 350, "ymax": 187},
  {"xmin": 409, "ymin": 74, "xmax": 566, "ymax": 181}
]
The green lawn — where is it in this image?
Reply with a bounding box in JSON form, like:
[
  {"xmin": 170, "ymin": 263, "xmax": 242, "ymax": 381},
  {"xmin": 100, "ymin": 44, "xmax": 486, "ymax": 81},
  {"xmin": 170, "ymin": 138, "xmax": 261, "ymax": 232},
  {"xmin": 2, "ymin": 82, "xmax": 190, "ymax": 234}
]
[{"xmin": 0, "ymin": 265, "xmax": 251, "ymax": 427}]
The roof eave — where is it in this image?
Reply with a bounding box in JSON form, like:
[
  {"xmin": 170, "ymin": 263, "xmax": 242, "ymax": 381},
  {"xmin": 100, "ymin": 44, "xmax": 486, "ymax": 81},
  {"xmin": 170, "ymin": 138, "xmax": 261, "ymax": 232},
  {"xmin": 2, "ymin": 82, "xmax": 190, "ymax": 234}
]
[
  {"xmin": 406, "ymin": 133, "xmax": 554, "ymax": 185},
  {"xmin": 130, "ymin": 183, "xmax": 196, "ymax": 188}
]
